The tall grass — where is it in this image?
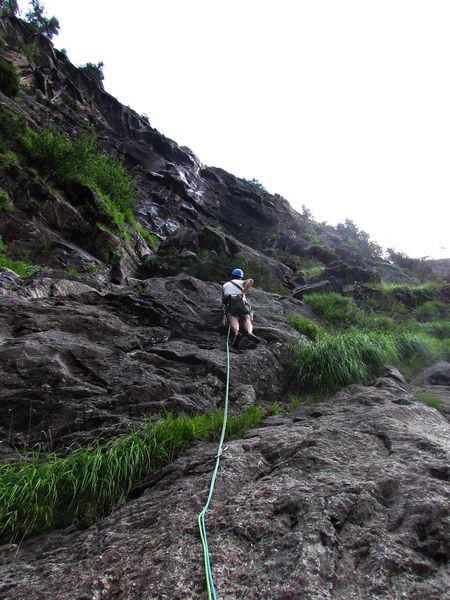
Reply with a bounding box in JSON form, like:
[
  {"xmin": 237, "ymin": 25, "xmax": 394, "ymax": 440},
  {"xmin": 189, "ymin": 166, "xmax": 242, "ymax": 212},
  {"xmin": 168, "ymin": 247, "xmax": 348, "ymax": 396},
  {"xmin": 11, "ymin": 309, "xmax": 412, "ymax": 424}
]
[
  {"xmin": 285, "ymin": 314, "xmax": 325, "ymax": 340},
  {"xmin": 0, "ymin": 405, "xmax": 264, "ymax": 544},
  {"xmin": 304, "ymin": 292, "xmax": 361, "ymax": 328},
  {"xmin": 289, "ymin": 330, "xmax": 440, "ymax": 394}
]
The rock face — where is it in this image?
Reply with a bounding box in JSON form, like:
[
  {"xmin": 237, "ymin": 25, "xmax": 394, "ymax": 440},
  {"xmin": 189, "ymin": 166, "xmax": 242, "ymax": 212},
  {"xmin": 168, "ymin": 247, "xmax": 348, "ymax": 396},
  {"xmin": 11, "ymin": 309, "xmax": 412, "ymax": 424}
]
[
  {"xmin": 1, "ymin": 16, "xmax": 450, "ymax": 600},
  {"xmin": 1, "ymin": 378, "xmax": 449, "ymax": 599},
  {"xmin": 0, "ymin": 274, "xmax": 306, "ymax": 454}
]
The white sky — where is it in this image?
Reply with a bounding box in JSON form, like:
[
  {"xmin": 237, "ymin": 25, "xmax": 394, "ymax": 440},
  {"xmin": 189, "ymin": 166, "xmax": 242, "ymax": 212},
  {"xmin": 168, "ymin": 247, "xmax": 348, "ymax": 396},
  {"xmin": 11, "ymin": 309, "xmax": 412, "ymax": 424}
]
[{"xmin": 18, "ymin": 1, "xmax": 450, "ymax": 259}]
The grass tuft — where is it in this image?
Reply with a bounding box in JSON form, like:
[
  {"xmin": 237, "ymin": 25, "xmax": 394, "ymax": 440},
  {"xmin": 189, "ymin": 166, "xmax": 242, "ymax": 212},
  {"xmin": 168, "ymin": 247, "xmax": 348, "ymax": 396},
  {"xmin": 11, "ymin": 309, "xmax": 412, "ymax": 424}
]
[
  {"xmin": 289, "ymin": 330, "xmax": 440, "ymax": 394},
  {"xmin": 0, "ymin": 405, "xmax": 264, "ymax": 543}
]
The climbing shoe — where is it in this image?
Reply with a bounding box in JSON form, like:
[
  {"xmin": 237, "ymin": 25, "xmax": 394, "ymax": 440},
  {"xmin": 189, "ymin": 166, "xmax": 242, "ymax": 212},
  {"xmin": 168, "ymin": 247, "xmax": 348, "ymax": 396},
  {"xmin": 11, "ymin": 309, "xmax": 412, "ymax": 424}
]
[{"xmin": 244, "ymin": 332, "xmax": 261, "ymax": 344}]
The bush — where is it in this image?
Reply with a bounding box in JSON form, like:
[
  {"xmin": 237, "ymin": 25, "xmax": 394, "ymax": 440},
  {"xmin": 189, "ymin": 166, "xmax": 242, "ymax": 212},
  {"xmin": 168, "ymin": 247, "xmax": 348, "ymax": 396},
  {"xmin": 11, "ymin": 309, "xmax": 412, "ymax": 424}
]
[
  {"xmin": 285, "ymin": 314, "xmax": 325, "ymax": 340},
  {"xmin": 0, "ymin": 57, "xmax": 19, "ymax": 98},
  {"xmin": 78, "ymin": 62, "xmax": 104, "ymax": 87}
]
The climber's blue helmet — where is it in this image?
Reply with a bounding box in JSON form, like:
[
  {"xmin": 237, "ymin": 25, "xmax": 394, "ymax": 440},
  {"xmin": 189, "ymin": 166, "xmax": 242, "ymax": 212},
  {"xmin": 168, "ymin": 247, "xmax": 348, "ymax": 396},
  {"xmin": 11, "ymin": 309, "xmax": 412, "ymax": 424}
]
[{"xmin": 231, "ymin": 268, "xmax": 244, "ymax": 278}]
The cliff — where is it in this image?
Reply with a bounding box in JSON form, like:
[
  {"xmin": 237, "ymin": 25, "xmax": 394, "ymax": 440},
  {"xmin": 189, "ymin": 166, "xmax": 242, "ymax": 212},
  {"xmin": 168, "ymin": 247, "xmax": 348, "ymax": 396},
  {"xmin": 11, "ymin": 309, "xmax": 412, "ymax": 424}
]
[{"xmin": 0, "ymin": 16, "xmax": 449, "ymax": 600}]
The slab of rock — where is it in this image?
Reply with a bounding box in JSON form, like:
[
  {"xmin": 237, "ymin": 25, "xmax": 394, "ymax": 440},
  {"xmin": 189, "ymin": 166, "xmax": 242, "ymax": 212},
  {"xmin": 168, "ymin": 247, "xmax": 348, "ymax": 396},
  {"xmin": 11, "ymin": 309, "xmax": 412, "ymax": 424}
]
[{"xmin": 0, "ymin": 382, "xmax": 449, "ymax": 599}]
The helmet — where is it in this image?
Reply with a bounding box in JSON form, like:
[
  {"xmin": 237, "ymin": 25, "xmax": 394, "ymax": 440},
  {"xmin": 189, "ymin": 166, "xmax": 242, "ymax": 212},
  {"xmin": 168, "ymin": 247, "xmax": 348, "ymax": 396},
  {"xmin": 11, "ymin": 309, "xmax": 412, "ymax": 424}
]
[{"xmin": 231, "ymin": 268, "xmax": 244, "ymax": 278}]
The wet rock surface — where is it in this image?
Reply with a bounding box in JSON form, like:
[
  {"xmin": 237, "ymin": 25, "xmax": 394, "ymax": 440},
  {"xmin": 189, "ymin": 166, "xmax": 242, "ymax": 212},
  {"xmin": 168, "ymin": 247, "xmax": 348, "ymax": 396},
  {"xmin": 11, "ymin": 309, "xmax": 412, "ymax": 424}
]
[
  {"xmin": 0, "ymin": 274, "xmax": 305, "ymax": 454},
  {"xmin": 0, "ymin": 379, "xmax": 449, "ymax": 599}
]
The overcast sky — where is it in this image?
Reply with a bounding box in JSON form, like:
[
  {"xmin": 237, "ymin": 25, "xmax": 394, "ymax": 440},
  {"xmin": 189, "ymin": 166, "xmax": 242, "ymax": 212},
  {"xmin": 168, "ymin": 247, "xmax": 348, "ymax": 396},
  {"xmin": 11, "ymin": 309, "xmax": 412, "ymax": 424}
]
[{"xmin": 18, "ymin": 1, "xmax": 449, "ymax": 259}]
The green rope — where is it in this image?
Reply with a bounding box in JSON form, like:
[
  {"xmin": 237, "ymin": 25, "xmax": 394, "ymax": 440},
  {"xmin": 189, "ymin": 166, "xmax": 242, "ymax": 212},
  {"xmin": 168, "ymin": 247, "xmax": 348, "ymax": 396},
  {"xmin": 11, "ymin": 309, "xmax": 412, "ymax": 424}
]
[{"xmin": 198, "ymin": 325, "xmax": 232, "ymax": 600}]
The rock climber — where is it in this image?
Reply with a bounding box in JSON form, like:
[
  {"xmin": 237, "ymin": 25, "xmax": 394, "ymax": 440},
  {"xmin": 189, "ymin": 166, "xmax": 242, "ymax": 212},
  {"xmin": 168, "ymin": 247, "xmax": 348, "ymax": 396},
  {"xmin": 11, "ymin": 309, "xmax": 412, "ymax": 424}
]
[{"xmin": 222, "ymin": 268, "xmax": 261, "ymax": 349}]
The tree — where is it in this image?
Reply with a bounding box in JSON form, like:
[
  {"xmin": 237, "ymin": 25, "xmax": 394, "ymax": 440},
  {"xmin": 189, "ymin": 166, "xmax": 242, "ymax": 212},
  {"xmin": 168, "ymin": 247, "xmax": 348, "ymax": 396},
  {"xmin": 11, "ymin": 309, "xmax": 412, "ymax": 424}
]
[
  {"xmin": 78, "ymin": 62, "xmax": 105, "ymax": 88},
  {"xmin": 0, "ymin": 0, "xmax": 19, "ymax": 17},
  {"xmin": 25, "ymin": 0, "xmax": 59, "ymax": 39}
]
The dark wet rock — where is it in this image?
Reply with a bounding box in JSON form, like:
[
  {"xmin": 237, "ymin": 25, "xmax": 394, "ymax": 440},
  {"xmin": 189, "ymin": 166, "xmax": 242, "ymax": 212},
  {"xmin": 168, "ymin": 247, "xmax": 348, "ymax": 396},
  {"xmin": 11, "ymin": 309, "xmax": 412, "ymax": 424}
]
[
  {"xmin": 415, "ymin": 361, "xmax": 450, "ymax": 387},
  {"xmin": 0, "ymin": 275, "xmax": 305, "ymax": 454},
  {"xmin": 323, "ymin": 259, "xmax": 381, "ymax": 285},
  {"xmin": 1, "ymin": 384, "xmax": 449, "ymax": 599},
  {"xmin": 292, "ymin": 278, "xmax": 342, "ymax": 299}
]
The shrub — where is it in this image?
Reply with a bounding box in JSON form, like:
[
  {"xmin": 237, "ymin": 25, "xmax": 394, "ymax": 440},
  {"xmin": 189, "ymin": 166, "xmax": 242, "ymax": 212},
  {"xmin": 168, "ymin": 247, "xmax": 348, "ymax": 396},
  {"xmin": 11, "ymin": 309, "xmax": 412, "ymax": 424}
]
[
  {"xmin": 285, "ymin": 314, "xmax": 325, "ymax": 340},
  {"xmin": 78, "ymin": 61, "xmax": 104, "ymax": 87},
  {"xmin": 0, "ymin": 57, "xmax": 19, "ymax": 98},
  {"xmin": 0, "ymin": 405, "xmax": 264, "ymax": 543},
  {"xmin": 0, "ymin": 234, "xmax": 6, "ymax": 253}
]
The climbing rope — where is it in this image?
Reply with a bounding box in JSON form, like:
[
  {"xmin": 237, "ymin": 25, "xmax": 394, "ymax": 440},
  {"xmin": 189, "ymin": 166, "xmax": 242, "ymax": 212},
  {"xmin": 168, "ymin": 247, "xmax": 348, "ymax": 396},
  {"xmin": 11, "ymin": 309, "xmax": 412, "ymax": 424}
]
[{"xmin": 197, "ymin": 325, "xmax": 232, "ymax": 600}]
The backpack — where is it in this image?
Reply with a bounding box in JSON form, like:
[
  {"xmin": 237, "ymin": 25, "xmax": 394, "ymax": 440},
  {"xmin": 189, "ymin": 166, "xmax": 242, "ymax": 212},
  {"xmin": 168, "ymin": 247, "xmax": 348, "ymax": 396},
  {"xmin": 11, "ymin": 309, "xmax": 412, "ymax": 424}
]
[{"xmin": 222, "ymin": 281, "xmax": 252, "ymax": 317}]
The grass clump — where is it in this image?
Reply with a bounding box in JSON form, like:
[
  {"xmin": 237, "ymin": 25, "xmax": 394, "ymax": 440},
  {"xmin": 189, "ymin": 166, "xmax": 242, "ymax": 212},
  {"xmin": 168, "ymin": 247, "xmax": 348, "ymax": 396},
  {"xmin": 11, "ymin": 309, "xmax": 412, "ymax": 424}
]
[
  {"xmin": 414, "ymin": 320, "xmax": 450, "ymax": 339},
  {"xmin": 304, "ymin": 292, "xmax": 360, "ymax": 328},
  {"xmin": 414, "ymin": 391, "xmax": 443, "ymax": 410},
  {"xmin": 285, "ymin": 314, "xmax": 325, "ymax": 340},
  {"xmin": 0, "ymin": 255, "xmax": 41, "ymax": 277},
  {"xmin": 0, "ymin": 405, "xmax": 264, "ymax": 543},
  {"xmin": 412, "ymin": 300, "xmax": 450, "ymax": 323},
  {"xmin": 289, "ymin": 330, "xmax": 439, "ymax": 394}
]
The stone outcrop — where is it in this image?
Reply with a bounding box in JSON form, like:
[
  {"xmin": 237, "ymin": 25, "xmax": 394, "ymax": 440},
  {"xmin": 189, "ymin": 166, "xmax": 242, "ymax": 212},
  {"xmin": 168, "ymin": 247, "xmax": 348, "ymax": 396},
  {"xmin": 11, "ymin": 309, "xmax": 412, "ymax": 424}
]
[{"xmin": 0, "ymin": 274, "xmax": 306, "ymax": 455}]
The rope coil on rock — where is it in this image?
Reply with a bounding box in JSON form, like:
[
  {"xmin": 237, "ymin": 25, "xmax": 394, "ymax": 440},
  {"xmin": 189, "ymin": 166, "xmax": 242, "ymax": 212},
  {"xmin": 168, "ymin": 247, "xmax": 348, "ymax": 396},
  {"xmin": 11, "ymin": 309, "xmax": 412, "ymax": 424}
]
[{"xmin": 198, "ymin": 325, "xmax": 231, "ymax": 600}]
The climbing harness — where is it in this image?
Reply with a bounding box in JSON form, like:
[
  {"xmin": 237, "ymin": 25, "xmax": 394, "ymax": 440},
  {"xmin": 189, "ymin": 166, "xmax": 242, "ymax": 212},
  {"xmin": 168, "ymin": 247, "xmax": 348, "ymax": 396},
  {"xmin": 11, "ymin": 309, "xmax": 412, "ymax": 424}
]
[{"xmin": 197, "ymin": 325, "xmax": 231, "ymax": 600}]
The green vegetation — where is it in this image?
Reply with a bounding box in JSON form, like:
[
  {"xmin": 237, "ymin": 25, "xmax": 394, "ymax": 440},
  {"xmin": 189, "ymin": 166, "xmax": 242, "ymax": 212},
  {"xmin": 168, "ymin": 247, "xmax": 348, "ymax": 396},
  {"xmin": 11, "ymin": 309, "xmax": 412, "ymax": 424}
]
[
  {"xmin": 0, "ymin": 105, "xmax": 141, "ymax": 262},
  {"xmin": 20, "ymin": 42, "xmax": 40, "ymax": 62},
  {"xmin": 0, "ymin": 255, "xmax": 41, "ymax": 276},
  {"xmin": 414, "ymin": 391, "xmax": 443, "ymax": 410},
  {"xmin": 268, "ymin": 401, "xmax": 283, "ymax": 416},
  {"xmin": 285, "ymin": 314, "xmax": 325, "ymax": 341},
  {"xmin": 414, "ymin": 320, "xmax": 450, "ymax": 339},
  {"xmin": 288, "ymin": 393, "xmax": 318, "ymax": 410},
  {"xmin": 0, "ymin": 405, "xmax": 264, "ymax": 543},
  {"xmin": 297, "ymin": 265, "xmax": 325, "ymax": 281},
  {"xmin": 0, "ymin": 56, "xmax": 19, "ymax": 98},
  {"xmin": 25, "ymin": 0, "xmax": 60, "ymax": 39},
  {"xmin": 132, "ymin": 282, "xmax": 149, "ymax": 294},
  {"xmin": 304, "ymin": 292, "xmax": 360, "ymax": 328},
  {"xmin": 412, "ymin": 300, "xmax": 450, "ymax": 322},
  {"xmin": 78, "ymin": 61, "xmax": 104, "ymax": 87},
  {"xmin": 289, "ymin": 330, "xmax": 439, "ymax": 394},
  {"xmin": 0, "ymin": 188, "xmax": 15, "ymax": 211}
]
